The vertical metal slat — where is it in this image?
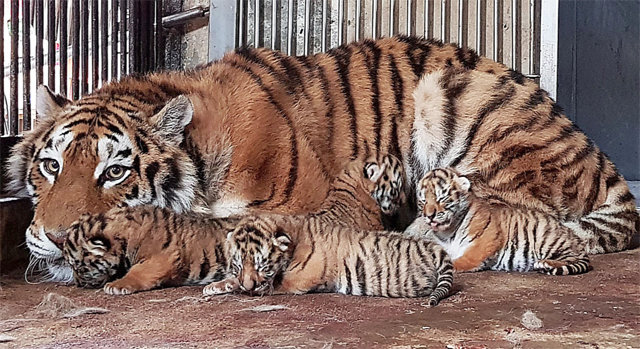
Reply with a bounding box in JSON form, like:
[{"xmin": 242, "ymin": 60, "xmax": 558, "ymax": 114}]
[
  {"xmin": 91, "ymin": 0, "xmax": 99, "ymax": 89},
  {"xmin": 253, "ymin": 0, "xmax": 260, "ymax": 48},
  {"xmin": 127, "ymin": 0, "xmax": 136, "ymax": 73},
  {"xmin": 111, "ymin": 0, "xmax": 118, "ymax": 79},
  {"xmin": 119, "ymin": 0, "xmax": 127, "ymax": 76},
  {"xmin": 72, "ymin": 0, "xmax": 79, "ymax": 99},
  {"xmin": 321, "ymin": 0, "xmax": 327, "ymax": 51},
  {"xmin": 155, "ymin": 0, "xmax": 165, "ymax": 70},
  {"xmin": 10, "ymin": 0, "xmax": 19, "ymax": 135},
  {"xmin": 338, "ymin": 0, "xmax": 344, "ymax": 46},
  {"xmin": 81, "ymin": 0, "xmax": 89, "ymax": 94},
  {"xmin": 304, "ymin": 0, "xmax": 311, "ymax": 55},
  {"xmin": 0, "ymin": 2, "xmax": 4, "ymax": 135},
  {"xmin": 271, "ymin": 0, "xmax": 277, "ymax": 50},
  {"xmin": 48, "ymin": 0, "xmax": 56, "ymax": 88},
  {"xmin": 355, "ymin": 0, "xmax": 361, "ymax": 41},
  {"xmin": 101, "ymin": 0, "xmax": 108, "ymax": 82},
  {"xmin": 22, "ymin": 0, "xmax": 31, "ymax": 131},
  {"xmin": 286, "ymin": 0, "xmax": 294, "ymax": 54},
  {"xmin": 60, "ymin": 0, "xmax": 68, "ymax": 96},
  {"xmin": 36, "ymin": 0, "xmax": 44, "ymax": 87}
]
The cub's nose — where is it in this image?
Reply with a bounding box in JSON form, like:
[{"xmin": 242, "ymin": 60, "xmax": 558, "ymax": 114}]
[{"xmin": 240, "ymin": 277, "xmax": 255, "ymax": 291}]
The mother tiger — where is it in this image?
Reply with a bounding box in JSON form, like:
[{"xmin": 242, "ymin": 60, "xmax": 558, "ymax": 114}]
[{"xmin": 7, "ymin": 36, "xmax": 638, "ymax": 282}]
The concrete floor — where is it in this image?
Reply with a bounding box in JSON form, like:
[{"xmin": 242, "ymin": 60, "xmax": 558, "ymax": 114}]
[{"xmin": 0, "ymin": 249, "xmax": 638, "ymax": 349}]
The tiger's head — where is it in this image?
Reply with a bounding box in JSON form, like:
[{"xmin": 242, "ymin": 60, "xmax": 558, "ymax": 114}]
[
  {"xmin": 7, "ymin": 84, "xmax": 201, "ymax": 282},
  {"xmin": 62, "ymin": 210, "xmax": 129, "ymax": 288},
  {"xmin": 225, "ymin": 216, "xmax": 294, "ymax": 295},
  {"xmin": 417, "ymin": 168, "xmax": 471, "ymax": 234}
]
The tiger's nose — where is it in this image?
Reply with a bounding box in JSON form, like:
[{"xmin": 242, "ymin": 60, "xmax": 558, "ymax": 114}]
[{"xmin": 46, "ymin": 232, "xmax": 67, "ymax": 249}]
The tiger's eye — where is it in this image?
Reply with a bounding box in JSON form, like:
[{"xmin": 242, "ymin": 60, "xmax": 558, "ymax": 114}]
[
  {"xmin": 43, "ymin": 159, "xmax": 60, "ymax": 175},
  {"xmin": 105, "ymin": 165, "xmax": 125, "ymax": 181}
]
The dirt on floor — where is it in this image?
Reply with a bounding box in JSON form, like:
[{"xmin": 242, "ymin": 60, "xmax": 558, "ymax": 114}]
[{"xmin": 0, "ymin": 249, "xmax": 638, "ymax": 349}]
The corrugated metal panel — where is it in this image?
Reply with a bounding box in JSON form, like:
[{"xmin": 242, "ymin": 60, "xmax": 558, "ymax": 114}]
[{"xmin": 232, "ymin": 0, "xmax": 540, "ymax": 78}]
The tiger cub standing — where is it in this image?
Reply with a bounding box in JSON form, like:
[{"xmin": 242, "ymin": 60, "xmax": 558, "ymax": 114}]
[
  {"xmin": 407, "ymin": 168, "xmax": 590, "ymax": 275},
  {"xmin": 203, "ymin": 157, "xmax": 454, "ymax": 305},
  {"xmin": 62, "ymin": 156, "xmax": 403, "ymax": 295}
]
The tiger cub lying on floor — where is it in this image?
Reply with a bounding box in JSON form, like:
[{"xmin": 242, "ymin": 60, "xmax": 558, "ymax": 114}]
[
  {"xmin": 407, "ymin": 168, "xmax": 590, "ymax": 275},
  {"xmin": 63, "ymin": 155, "xmax": 450, "ymax": 301},
  {"xmin": 201, "ymin": 159, "xmax": 453, "ymax": 306}
]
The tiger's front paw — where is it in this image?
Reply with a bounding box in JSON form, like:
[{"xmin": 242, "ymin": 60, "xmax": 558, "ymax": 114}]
[
  {"xmin": 365, "ymin": 154, "xmax": 406, "ymax": 215},
  {"xmin": 104, "ymin": 280, "xmax": 138, "ymax": 295},
  {"xmin": 203, "ymin": 278, "xmax": 240, "ymax": 296}
]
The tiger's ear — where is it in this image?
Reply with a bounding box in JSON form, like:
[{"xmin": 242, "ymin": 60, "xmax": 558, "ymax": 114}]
[
  {"xmin": 150, "ymin": 95, "xmax": 193, "ymax": 145},
  {"xmin": 455, "ymin": 175, "xmax": 471, "ymax": 192},
  {"xmin": 36, "ymin": 85, "xmax": 70, "ymax": 120},
  {"xmin": 273, "ymin": 228, "xmax": 292, "ymax": 252}
]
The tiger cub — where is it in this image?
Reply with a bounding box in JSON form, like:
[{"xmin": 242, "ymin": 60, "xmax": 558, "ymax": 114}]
[
  {"xmin": 62, "ymin": 156, "xmax": 402, "ymax": 295},
  {"xmin": 62, "ymin": 206, "xmax": 239, "ymax": 294},
  {"xmin": 202, "ymin": 158, "xmax": 453, "ymax": 305},
  {"xmin": 407, "ymin": 168, "xmax": 590, "ymax": 275}
]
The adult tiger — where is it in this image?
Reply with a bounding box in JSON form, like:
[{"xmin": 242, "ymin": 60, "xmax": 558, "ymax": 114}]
[{"xmin": 7, "ymin": 35, "xmax": 637, "ymax": 282}]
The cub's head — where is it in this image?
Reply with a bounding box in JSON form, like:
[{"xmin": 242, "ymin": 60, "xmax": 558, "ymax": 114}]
[
  {"xmin": 63, "ymin": 211, "xmax": 129, "ymax": 288},
  {"xmin": 417, "ymin": 168, "xmax": 471, "ymax": 233},
  {"xmin": 225, "ymin": 216, "xmax": 294, "ymax": 295},
  {"xmin": 7, "ymin": 84, "xmax": 199, "ymax": 282}
]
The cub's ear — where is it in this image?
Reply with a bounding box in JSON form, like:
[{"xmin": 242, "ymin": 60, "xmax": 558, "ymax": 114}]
[
  {"xmin": 227, "ymin": 230, "xmax": 234, "ymax": 240},
  {"xmin": 149, "ymin": 95, "xmax": 194, "ymax": 145},
  {"xmin": 36, "ymin": 85, "xmax": 70, "ymax": 120},
  {"xmin": 455, "ymin": 175, "xmax": 471, "ymax": 192},
  {"xmin": 273, "ymin": 228, "xmax": 292, "ymax": 252}
]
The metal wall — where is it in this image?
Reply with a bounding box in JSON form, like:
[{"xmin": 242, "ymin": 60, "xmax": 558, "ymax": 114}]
[
  {"xmin": 1, "ymin": 0, "xmax": 164, "ymax": 136},
  {"xmin": 211, "ymin": 0, "xmax": 541, "ymax": 78},
  {"xmin": 556, "ymin": 0, "xmax": 639, "ymax": 202}
]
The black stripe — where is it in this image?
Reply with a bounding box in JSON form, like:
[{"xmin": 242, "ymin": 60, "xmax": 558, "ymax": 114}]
[
  {"xmin": 145, "ymin": 162, "xmax": 160, "ymax": 198},
  {"xmin": 125, "ymin": 185, "xmax": 139, "ymax": 200},
  {"xmin": 355, "ymin": 256, "xmax": 367, "ymax": 296},
  {"xmin": 485, "ymin": 144, "xmax": 547, "ymax": 180},
  {"xmin": 359, "ymin": 40, "xmax": 383, "ymax": 156},
  {"xmin": 584, "ymin": 152, "xmax": 605, "ymax": 212},
  {"xmin": 162, "ymin": 157, "xmax": 182, "ymax": 205},
  {"xmin": 397, "ymin": 35, "xmax": 430, "ymax": 78},
  {"xmin": 455, "ymin": 46, "xmax": 479, "ymax": 70},
  {"xmin": 116, "ymin": 148, "xmax": 132, "ymax": 158},
  {"xmin": 326, "ymin": 45, "xmax": 358, "ymax": 159},
  {"xmin": 314, "ymin": 63, "xmax": 336, "ymax": 159},
  {"xmin": 435, "ymin": 70, "xmax": 470, "ymax": 166},
  {"xmin": 522, "ymin": 88, "xmax": 548, "ymax": 110},
  {"xmin": 449, "ymin": 80, "xmax": 516, "ymax": 167},
  {"xmin": 134, "ymin": 134, "xmax": 149, "ymax": 154},
  {"xmin": 222, "ymin": 61, "xmax": 299, "ymax": 207},
  {"xmin": 198, "ymin": 251, "xmax": 211, "ymax": 280},
  {"xmin": 343, "ymin": 260, "xmax": 352, "ymax": 295}
]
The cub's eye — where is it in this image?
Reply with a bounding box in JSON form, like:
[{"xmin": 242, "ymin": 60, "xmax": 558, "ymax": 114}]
[
  {"xmin": 264, "ymin": 270, "xmax": 275, "ymax": 277},
  {"xmin": 104, "ymin": 165, "xmax": 126, "ymax": 181},
  {"xmin": 436, "ymin": 212, "xmax": 445, "ymax": 218},
  {"xmin": 42, "ymin": 159, "xmax": 60, "ymax": 175}
]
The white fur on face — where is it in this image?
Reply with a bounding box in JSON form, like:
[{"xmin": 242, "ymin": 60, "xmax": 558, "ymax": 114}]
[
  {"xmin": 94, "ymin": 134, "xmax": 135, "ymax": 189},
  {"xmin": 37, "ymin": 127, "xmax": 75, "ymax": 185}
]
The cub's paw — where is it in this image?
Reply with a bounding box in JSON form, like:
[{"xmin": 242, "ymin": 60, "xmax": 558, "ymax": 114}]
[
  {"xmin": 104, "ymin": 280, "xmax": 137, "ymax": 295},
  {"xmin": 203, "ymin": 278, "xmax": 240, "ymax": 296},
  {"xmin": 365, "ymin": 155, "xmax": 406, "ymax": 215}
]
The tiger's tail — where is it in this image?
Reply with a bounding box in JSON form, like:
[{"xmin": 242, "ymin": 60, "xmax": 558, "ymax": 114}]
[
  {"xmin": 427, "ymin": 246, "xmax": 454, "ymax": 306},
  {"xmin": 562, "ymin": 170, "xmax": 639, "ymax": 255}
]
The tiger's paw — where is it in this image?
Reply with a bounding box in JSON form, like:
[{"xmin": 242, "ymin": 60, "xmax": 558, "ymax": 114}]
[
  {"xmin": 203, "ymin": 278, "xmax": 240, "ymax": 296},
  {"xmin": 365, "ymin": 154, "xmax": 406, "ymax": 215},
  {"xmin": 104, "ymin": 280, "xmax": 139, "ymax": 295}
]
